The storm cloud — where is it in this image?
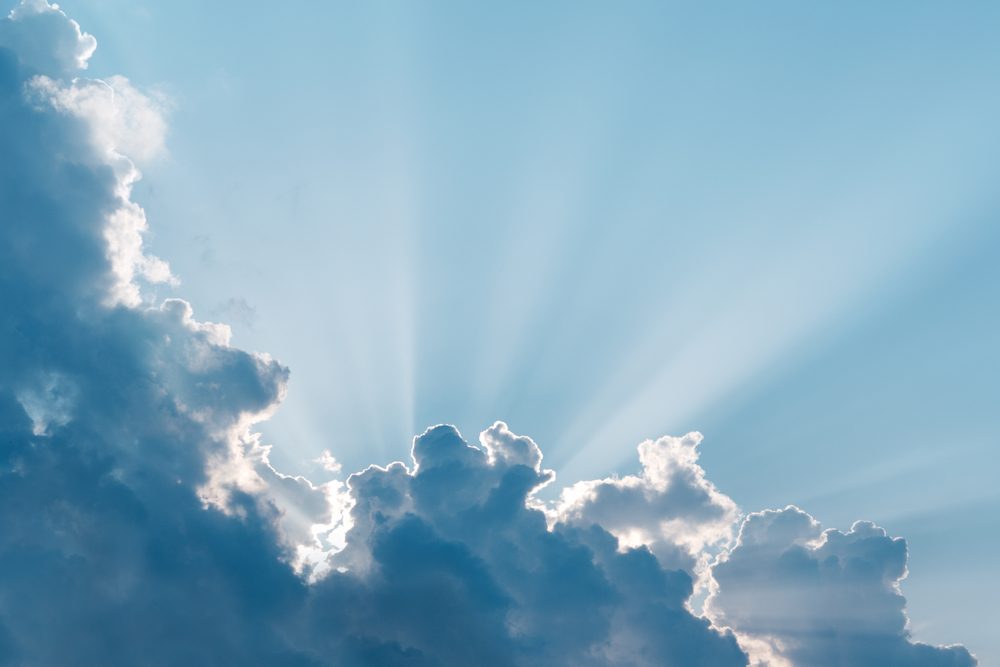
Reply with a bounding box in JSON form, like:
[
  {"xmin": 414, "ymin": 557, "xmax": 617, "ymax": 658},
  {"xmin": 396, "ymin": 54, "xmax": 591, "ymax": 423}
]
[{"xmin": 0, "ymin": 2, "xmax": 978, "ymax": 665}]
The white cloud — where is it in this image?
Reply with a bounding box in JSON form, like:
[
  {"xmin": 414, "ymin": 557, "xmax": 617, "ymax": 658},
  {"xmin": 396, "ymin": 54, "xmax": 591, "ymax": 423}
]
[
  {"xmin": 2, "ymin": 0, "xmax": 95, "ymax": 76},
  {"xmin": 553, "ymin": 432, "xmax": 739, "ymax": 578},
  {"xmin": 24, "ymin": 73, "xmax": 174, "ymax": 306},
  {"xmin": 28, "ymin": 74, "xmax": 169, "ymax": 163},
  {"xmin": 315, "ymin": 449, "xmax": 343, "ymax": 474}
]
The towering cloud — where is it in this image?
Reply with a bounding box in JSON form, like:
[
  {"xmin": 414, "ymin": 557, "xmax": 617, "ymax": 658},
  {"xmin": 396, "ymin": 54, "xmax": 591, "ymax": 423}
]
[{"xmin": 0, "ymin": 2, "xmax": 978, "ymax": 665}]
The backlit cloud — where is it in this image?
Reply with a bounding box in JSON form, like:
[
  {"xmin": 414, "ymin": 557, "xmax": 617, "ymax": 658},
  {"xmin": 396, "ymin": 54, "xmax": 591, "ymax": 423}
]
[
  {"xmin": 553, "ymin": 431, "xmax": 739, "ymax": 577},
  {"xmin": 708, "ymin": 507, "xmax": 976, "ymax": 666}
]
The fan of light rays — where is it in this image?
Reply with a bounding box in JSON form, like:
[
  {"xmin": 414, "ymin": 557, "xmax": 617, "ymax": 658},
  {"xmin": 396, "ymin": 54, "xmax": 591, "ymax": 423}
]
[{"xmin": 481, "ymin": 107, "xmax": 994, "ymax": 487}]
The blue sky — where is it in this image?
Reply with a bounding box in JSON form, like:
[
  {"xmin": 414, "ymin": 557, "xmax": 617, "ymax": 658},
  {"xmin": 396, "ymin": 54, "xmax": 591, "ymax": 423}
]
[
  {"xmin": 72, "ymin": 0, "xmax": 1000, "ymax": 658},
  {"xmin": 2, "ymin": 1, "xmax": 997, "ymax": 664}
]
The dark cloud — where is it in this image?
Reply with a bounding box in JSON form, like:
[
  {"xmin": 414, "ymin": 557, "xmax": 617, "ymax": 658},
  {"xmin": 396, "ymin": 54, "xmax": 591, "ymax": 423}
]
[
  {"xmin": 0, "ymin": 2, "xmax": 978, "ymax": 666},
  {"xmin": 311, "ymin": 423, "xmax": 748, "ymax": 666},
  {"xmin": 0, "ymin": 3, "xmax": 309, "ymax": 663}
]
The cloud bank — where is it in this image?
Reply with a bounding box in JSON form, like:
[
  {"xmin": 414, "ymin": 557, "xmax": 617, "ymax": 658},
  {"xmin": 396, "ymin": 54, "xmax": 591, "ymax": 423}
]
[
  {"xmin": 0, "ymin": 2, "xmax": 977, "ymax": 665},
  {"xmin": 709, "ymin": 507, "xmax": 976, "ymax": 667}
]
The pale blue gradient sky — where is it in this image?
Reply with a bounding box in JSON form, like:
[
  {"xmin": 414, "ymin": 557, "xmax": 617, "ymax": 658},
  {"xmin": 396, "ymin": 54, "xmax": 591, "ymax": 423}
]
[{"xmin": 62, "ymin": 1, "xmax": 999, "ymax": 661}]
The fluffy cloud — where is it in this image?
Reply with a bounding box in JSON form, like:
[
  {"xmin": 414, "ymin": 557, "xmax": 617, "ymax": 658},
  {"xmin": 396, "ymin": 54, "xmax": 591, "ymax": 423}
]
[
  {"xmin": 307, "ymin": 423, "xmax": 747, "ymax": 665},
  {"xmin": 0, "ymin": 4, "xmax": 309, "ymax": 663},
  {"xmin": 0, "ymin": 2, "xmax": 978, "ymax": 666},
  {"xmin": 553, "ymin": 432, "xmax": 739, "ymax": 577},
  {"xmin": 0, "ymin": 0, "xmax": 95, "ymax": 77},
  {"xmin": 29, "ymin": 73, "xmax": 169, "ymax": 163},
  {"xmin": 708, "ymin": 507, "xmax": 977, "ymax": 666}
]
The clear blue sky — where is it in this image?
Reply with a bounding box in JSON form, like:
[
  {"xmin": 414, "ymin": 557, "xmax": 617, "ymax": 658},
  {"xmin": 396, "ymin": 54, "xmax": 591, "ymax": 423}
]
[{"xmin": 64, "ymin": 1, "xmax": 999, "ymax": 661}]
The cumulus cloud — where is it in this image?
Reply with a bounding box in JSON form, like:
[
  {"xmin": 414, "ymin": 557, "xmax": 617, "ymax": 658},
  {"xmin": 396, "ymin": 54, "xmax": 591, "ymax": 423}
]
[
  {"xmin": 708, "ymin": 507, "xmax": 977, "ymax": 666},
  {"xmin": 553, "ymin": 431, "xmax": 739, "ymax": 577},
  {"xmin": 0, "ymin": 0, "xmax": 95, "ymax": 77},
  {"xmin": 28, "ymin": 73, "xmax": 170, "ymax": 163},
  {"xmin": 0, "ymin": 2, "xmax": 978, "ymax": 666},
  {"xmin": 308, "ymin": 423, "xmax": 747, "ymax": 665}
]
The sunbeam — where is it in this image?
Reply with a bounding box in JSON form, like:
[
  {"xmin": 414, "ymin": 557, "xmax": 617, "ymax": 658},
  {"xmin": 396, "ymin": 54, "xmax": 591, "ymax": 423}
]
[{"xmin": 4, "ymin": 1, "xmax": 998, "ymax": 664}]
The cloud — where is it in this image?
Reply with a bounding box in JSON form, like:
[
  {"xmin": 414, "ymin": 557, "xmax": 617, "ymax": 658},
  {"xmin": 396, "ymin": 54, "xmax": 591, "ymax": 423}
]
[
  {"xmin": 308, "ymin": 423, "xmax": 748, "ymax": 666},
  {"xmin": 28, "ymin": 73, "xmax": 170, "ymax": 163},
  {"xmin": 553, "ymin": 431, "xmax": 739, "ymax": 577},
  {"xmin": 0, "ymin": 4, "xmax": 307, "ymax": 663},
  {"xmin": 707, "ymin": 506, "xmax": 977, "ymax": 666},
  {"xmin": 0, "ymin": 0, "xmax": 95, "ymax": 77},
  {"xmin": 0, "ymin": 2, "xmax": 979, "ymax": 666},
  {"xmin": 213, "ymin": 296, "xmax": 258, "ymax": 329}
]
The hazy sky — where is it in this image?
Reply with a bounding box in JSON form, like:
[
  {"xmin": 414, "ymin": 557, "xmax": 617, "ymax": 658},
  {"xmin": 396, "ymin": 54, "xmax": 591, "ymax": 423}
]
[{"xmin": 10, "ymin": 1, "xmax": 999, "ymax": 663}]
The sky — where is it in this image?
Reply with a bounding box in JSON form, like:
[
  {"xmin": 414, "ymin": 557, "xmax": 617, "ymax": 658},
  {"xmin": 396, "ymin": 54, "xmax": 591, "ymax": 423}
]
[{"xmin": 1, "ymin": 1, "xmax": 998, "ymax": 665}]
